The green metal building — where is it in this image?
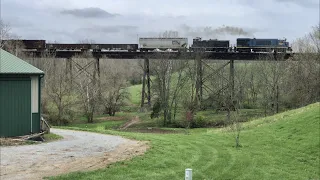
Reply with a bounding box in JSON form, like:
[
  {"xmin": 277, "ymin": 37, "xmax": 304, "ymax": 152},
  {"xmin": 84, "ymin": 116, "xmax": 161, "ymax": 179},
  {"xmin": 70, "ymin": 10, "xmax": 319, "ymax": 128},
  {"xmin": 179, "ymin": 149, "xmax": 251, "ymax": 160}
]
[{"xmin": 0, "ymin": 49, "xmax": 44, "ymax": 137}]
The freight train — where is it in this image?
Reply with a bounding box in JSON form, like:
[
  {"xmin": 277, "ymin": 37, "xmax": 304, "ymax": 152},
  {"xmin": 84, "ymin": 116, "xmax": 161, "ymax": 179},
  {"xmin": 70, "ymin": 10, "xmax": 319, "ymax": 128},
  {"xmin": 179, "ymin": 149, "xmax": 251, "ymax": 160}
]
[{"xmin": 2, "ymin": 37, "xmax": 292, "ymax": 53}]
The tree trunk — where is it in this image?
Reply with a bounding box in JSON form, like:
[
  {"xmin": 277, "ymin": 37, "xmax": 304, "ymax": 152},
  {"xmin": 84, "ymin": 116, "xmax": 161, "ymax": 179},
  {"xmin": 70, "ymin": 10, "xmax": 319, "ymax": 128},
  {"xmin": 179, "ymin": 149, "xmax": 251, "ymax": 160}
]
[
  {"xmin": 276, "ymin": 84, "xmax": 279, "ymax": 113},
  {"xmin": 235, "ymin": 133, "xmax": 240, "ymax": 148},
  {"xmin": 87, "ymin": 112, "xmax": 94, "ymax": 123}
]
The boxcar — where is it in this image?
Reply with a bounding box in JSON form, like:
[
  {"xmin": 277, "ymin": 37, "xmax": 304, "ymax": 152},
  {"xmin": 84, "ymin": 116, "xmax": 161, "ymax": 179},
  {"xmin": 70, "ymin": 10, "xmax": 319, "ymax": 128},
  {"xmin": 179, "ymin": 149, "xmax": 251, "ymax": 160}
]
[
  {"xmin": 236, "ymin": 38, "xmax": 291, "ymax": 53},
  {"xmin": 191, "ymin": 37, "xmax": 230, "ymax": 52},
  {"xmin": 139, "ymin": 38, "xmax": 188, "ymax": 51}
]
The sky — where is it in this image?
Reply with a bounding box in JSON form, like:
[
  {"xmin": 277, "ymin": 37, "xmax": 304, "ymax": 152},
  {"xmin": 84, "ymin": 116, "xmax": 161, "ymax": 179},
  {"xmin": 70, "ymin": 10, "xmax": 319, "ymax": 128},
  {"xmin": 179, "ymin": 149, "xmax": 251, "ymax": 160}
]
[{"xmin": 1, "ymin": 0, "xmax": 319, "ymax": 45}]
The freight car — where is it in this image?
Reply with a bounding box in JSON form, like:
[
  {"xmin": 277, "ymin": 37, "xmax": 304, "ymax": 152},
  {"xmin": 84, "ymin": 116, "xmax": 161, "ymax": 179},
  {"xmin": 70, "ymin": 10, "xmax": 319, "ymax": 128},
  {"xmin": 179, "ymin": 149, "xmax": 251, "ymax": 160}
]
[
  {"xmin": 46, "ymin": 43, "xmax": 90, "ymax": 51},
  {"xmin": 90, "ymin": 44, "xmax": 139, "ymax": 52},
  {"xmin": 22, "ymin": 40, "xmax": 46, "ymax": 49},
  {"xmin": 191, "ymin": 37, "xmax": 230, "ymax": 52},
  {"xmin": 2, "ymin": 39, "xmax": 46, "ymax": 50},
  {"xmin": 236, "ymin": 38, "xmax": 292, "ymax": 53},
  {"xmin": 139, "ymin": 38, "xmax": 188, "ymax": 52}
]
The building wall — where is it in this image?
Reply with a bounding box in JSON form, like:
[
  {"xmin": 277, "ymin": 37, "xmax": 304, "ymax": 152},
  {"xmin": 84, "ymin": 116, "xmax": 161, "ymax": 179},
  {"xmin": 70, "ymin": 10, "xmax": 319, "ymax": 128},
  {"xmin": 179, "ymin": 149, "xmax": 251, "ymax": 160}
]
[
  {"xmin": 0, "ymin": 77, "xmax": 32, "ymax": 137},
  {"xmin": 0, "ymin": 75, "xmax": 41, "ymax": 137}
]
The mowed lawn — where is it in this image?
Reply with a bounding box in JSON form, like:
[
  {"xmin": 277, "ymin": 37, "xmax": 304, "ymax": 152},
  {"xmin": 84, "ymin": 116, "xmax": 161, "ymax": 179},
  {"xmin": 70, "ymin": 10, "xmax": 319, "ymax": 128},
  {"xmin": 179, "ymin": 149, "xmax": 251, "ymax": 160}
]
[
  {"xmin": 51, "ymin": 103, "xmax": 320, "ymax": 180},
  {"xmin": 127, "ymin": 84, "xmax": 142, "ymax": 105}
]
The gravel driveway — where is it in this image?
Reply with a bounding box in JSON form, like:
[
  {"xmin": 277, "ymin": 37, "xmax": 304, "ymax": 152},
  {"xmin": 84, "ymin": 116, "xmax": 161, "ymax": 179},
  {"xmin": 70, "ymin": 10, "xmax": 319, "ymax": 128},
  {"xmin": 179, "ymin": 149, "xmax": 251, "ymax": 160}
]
[{"xmin": 0, "ymin": 128, "xmax": 148, "ymax": 180}]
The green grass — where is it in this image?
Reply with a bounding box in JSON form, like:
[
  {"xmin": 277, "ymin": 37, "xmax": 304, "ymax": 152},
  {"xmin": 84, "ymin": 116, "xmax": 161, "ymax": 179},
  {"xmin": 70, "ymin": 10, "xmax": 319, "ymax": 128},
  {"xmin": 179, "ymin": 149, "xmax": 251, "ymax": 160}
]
[
  {"xmin": 50, "ymin": 103, "xmax": 320, "ymax": 180},
  {"xmin": 127, "ymin": 84, "xmax": 142, "ymax": 105},
  {"xmin": 43, "ymin": 133, "xmax": 63, "ymax": 142}
]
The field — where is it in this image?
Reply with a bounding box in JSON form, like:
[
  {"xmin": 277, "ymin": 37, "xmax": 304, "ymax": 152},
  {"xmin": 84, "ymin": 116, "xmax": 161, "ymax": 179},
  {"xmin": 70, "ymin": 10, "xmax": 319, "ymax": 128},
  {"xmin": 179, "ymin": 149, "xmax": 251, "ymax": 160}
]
[{"xmin": 50, "ymin": 103, "xmax": 320, "ymax": 180}]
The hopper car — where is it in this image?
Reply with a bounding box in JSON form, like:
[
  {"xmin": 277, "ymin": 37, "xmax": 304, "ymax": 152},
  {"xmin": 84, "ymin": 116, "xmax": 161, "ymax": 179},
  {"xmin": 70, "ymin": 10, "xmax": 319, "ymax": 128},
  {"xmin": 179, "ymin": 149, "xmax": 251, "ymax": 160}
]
[{"xmin": 139, "ymin": 38, "xmax": 188, "ymax": 52}]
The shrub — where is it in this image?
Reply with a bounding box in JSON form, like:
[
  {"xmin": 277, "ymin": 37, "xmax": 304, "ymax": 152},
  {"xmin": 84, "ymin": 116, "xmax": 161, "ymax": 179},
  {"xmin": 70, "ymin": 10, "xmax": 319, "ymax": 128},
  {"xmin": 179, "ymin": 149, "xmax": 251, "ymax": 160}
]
[{"xmin": 191, "ymin": 115, "xmax": 207, "ymax": 128}]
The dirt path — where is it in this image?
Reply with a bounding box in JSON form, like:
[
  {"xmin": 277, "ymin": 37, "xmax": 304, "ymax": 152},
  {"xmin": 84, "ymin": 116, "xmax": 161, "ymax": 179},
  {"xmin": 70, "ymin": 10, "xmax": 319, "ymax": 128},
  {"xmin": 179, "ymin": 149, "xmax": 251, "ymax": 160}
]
[
  {"xmin": 120, "ymin": 116, "xmax": 140, "ymax": 129},
  {"xmin": 0, "ymin": 128, "xmax": 148, "ymax": 180}
]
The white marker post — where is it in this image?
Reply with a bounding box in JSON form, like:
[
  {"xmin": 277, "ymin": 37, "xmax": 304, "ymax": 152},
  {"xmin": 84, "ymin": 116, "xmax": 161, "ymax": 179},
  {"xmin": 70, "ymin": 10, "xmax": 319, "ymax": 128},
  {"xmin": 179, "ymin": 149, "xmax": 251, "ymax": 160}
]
[{"xmin": 185, "ymin": 168, "xmax": 192, "ymax": 180}]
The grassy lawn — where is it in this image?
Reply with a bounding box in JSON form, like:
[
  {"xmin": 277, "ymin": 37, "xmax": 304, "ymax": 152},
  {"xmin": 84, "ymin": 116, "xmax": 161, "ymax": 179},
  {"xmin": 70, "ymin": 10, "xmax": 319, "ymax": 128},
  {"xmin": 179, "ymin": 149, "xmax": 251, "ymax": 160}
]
[
  {"xmin": 127, "ymin": 84, "xmax": 142, "ymax": 106},
  {"xmin": 43, "ymin": 133, "xmax": 63, "ymax": 142},
  {"xmin": 50, "ymin": 102, "xmax": 320, "ymax": 180}
]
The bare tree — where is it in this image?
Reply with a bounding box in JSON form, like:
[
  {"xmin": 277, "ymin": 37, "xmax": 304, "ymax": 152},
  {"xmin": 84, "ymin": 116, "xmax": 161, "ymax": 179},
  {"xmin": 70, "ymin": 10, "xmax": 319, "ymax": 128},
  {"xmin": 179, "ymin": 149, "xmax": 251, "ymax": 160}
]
[
  {"xmin": 255, "ymin": 56, "xmax": 287, "ymax": 116},
  {"xmin": 150, "ymin": 53, "xmax": 189, "ymax": 126},
  {"xmin": 73, "ymin": 53, "xmax": 100, "ymax": 123},
  {"xmin": 179, "ymin": 60, "xmax": 199, "ymax": 125},
  {"xmin": 228, "ymin": 106, "xmax": 242, "ymax": 148},
  {"xmin": 234, "ymin": 62, "xmax": 249, "ymax": 108},
  {"xmin": 246, "ymin": 63, "xmax": 259, "ymax": 106},
  {"xmin": 43, "ymin": 58, "xmax": 77, "ymax": 125},
  {"xmin": 283, "ymin": 25, "xmax": 320, "ymax": 107},
  {"xmin": 100, "ymin": 59, "xmax": 130, "ymax": 116},
  {"xmin": 150, "ymin": 55, "xmax": 173, "ymax": 126},
  {"xmin": 0, "ymin": 19, "xmax": 26, "ymax": 57},
  {"xmin": 0, "ymin": 19, "xmax": 11, "ymax": 48}
]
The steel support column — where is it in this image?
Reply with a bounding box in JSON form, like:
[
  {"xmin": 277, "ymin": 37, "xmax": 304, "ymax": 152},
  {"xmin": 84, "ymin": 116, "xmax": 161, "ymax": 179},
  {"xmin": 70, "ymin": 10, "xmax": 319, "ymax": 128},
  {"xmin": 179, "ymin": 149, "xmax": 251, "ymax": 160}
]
[
  {"xmin": 146, "ymin": 58, "xmax": 151, "ymax": 108},
  {"xmin": 196, "ymin": 57, "xmax": 203, "ymax": 108},
  {"xmin": 229, "ymin": 59, "xmax": 235, "ymax": 110},
  {"xmin": 140, "ymin": 57, "xmax": 152, "ymax": 111},
  {"xmin": 140, "ymin": 59, "xmax": 147, "ymax": 110},
  {"xmin": 65, "ymin": 57, "xmax": 73, "ymax": 86}
]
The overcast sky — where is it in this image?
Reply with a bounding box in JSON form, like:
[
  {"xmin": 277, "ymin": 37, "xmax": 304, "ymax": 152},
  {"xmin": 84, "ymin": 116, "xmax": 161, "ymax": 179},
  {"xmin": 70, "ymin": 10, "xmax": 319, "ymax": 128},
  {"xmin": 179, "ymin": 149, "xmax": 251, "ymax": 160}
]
[{"xmin": 1, "ymin": 0, "xmax": 319, "ymax": 45}]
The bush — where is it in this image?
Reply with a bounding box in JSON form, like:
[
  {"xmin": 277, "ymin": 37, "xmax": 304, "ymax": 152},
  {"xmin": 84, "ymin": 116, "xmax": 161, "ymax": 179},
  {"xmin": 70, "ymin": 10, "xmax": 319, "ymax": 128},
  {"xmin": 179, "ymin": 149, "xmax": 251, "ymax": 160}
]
[
  {"xmin": 207, "ymin": 118, "xmax": 226, "ymax": 127},
  {"xmin": 171, "ymin": 113, "xmax": 208, "ymax": 128},
  {"xmin": 121, "ymin": 106, "xmax": 140, "ymax": 112},
  {"xmin": 44, "ymin": 101, "xmax": 76, "ymax": 125},
  {"xmin": 150, "ymin": 100, "xmax": 161, "ymax": 119},
  {"xmin": 242, "ymin": 102, "xmax": 256, "ymax": 109},
  {"xmin": 191, "ymin": 115, "xmax": 207, "ymax": 128}
]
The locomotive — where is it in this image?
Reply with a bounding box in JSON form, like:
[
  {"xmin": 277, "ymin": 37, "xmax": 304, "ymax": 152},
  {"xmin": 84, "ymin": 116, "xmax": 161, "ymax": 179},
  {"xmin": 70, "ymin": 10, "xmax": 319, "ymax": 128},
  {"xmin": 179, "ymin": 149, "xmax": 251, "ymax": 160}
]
[
  {"xmin": 191, "ymin": 37, "xmax": 230, "ymax": 52},
  {"xmin": 236, "ymin": 38, "xmax": 292, "ymax": 53}
]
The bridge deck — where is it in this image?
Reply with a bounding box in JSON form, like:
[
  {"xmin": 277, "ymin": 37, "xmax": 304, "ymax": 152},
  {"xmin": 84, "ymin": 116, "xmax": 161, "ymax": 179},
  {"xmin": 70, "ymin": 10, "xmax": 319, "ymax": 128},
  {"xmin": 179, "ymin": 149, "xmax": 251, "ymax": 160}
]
[{"xmin": 24, "ymin": 50, "xmax": 294, "ymax": 60}]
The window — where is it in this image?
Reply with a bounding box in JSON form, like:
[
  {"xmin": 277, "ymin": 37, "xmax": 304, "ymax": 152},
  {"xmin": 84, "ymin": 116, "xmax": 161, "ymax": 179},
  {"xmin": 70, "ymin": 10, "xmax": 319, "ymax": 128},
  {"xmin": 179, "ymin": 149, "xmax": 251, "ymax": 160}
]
[{"xmin": 31, "ymin": 76, "xmax": 38, "ymax": 113}]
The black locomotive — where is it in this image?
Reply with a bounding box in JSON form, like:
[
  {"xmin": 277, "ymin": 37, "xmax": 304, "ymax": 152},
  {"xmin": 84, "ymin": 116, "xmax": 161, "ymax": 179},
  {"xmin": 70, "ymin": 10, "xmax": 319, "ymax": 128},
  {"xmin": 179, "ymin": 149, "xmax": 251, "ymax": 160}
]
[{"xmin": 191, "ymin": 37, "xmax": 230, "ymax": 52}]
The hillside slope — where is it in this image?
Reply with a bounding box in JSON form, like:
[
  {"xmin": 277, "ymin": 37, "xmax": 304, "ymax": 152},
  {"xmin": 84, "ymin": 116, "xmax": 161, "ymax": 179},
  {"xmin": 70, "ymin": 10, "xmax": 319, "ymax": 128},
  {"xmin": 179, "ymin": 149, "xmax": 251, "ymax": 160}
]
[
  {"xmin": 52, "ymin": 103, "xmax": 320, "ymax": 180},
  {"xmin": 225, "ymin": 102, "xmax": 320, "ymax": 179}
]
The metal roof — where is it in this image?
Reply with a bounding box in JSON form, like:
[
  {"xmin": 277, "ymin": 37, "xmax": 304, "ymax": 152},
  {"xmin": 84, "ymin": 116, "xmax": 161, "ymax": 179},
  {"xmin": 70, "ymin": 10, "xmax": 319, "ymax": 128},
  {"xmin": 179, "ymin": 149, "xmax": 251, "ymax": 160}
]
[{"xmin": 0, "ymin": 49, "xmax": 44, "ymax": 75}]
